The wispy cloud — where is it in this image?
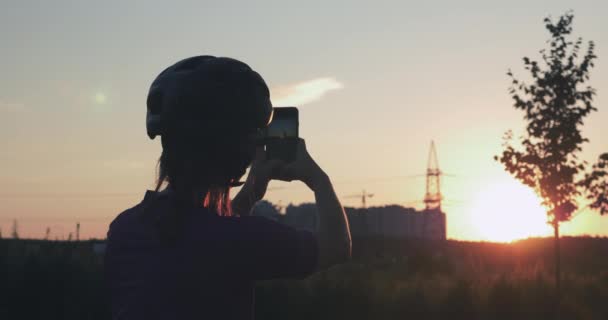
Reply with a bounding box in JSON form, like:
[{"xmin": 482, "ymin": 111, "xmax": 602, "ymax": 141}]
[{"xmin": 271, "ymin": 77, "xmax": 344, "ymax": 106}]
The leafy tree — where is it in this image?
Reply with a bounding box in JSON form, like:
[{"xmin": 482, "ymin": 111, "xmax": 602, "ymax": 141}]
[
  {"xmin": 579, "ymin": 153, "xmax": 608, "ymax": 214},
  {"xmin": 496, "ymin": 11, "xmax": 606, "ymax": 295}
]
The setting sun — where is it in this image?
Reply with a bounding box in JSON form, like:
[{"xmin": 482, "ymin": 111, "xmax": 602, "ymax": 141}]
[{"xmin": 469, "ymin": 177, "xmax": 552, "ymax": 242}]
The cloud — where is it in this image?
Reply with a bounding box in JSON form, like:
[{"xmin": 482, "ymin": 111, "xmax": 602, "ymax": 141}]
[{"xmin": 271, "ymin": 77, "xmax": 344, "ymax": 106}]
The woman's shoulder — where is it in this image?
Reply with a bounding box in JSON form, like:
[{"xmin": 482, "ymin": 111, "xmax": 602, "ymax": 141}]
[{"xmin": 108, "ymin": 190, "xmax": 163, "ymax": 234}]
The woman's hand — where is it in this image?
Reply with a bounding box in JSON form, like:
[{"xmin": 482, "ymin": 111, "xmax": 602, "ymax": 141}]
[
  {"xmin": 232, "ymin": 147, "xmax": 284, "ymax": 215},
  {"xmin": 277, "ymin": 139, "xmax": 328, "ymax": 191},
  {"xmin": 232, "ymin": 139, "xmax": 328, "ymax": 215},
  {"xmin": 246, "ymin": 147, "xmax": 286, "ymax": 200}
]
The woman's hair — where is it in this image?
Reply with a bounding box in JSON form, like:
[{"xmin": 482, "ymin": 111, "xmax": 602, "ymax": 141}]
[{"xmin": 152, "ymin": 129, "xmax": 255, "ymax": 244}]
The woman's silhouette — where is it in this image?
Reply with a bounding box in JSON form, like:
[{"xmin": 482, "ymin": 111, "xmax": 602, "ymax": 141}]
[{"xmin": 104, "ymin": 56, "xmax": 352, "ymax": 320}]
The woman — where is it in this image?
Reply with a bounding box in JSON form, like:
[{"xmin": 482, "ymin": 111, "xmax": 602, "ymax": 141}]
[{"xmin": 104, "ymin": 56, "xmax": 352, "ymax": 320}]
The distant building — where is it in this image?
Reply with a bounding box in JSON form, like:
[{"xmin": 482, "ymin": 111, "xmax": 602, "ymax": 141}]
[
  {"xmin": 253, "ymin": 202, "xmax": 446, "ymax": 240},
  {"xmin": 346, "ymin": 206, "xmax": 446, "ymax": 240},
  {"xmin": 282, "ymin": 203, "xmax": 318, "ymax": 233}
]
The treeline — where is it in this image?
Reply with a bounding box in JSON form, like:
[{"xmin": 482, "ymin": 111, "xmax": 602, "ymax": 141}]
[
  {"xmin": 1, "ymin": 237, "xmax": 607, "ymax": 319},
  {"xmin": 0, "ymin": 239, "xmax": 108, "ymax": 320},
  {"xmin": 257, "ymin": 236, "xmax": 608, "ymax": 320}
]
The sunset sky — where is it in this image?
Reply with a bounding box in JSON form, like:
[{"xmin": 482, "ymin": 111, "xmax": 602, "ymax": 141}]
[{"xmin": 1, "ymin": 0, "xmax": 607, "ymax": 241}]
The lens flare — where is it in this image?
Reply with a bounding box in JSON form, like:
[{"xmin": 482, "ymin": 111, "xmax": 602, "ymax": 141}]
[{"xmin": 469, "ymin": 177, "xmax": 552, "ymax": 242}]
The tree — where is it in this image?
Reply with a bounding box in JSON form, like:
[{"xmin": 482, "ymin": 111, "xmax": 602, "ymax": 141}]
[
  {"xmin": 579, "ymin": 153, "xmax": 608, "ymax": 214},
  {"xmin": 496, "ymin": 11, "xmax": 606, "ymax": 296}
]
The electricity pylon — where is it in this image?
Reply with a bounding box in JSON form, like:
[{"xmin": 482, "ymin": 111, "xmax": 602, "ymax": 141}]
[{"xmin": 424, "ymin": 141, "xmax": 443, "ymax": 211}]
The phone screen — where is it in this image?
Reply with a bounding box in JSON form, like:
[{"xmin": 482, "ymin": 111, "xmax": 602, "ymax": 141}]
[
  {"xmin": 267, "ymin": 107, "xmax": 298, "ymax": 138},
  {"xmin": 267, "ymin": 119, "xmax": 298, "ymax": 138},
  {"xmin": 266, "ymin": 107, "xmax": 298, "ymax": 162}
]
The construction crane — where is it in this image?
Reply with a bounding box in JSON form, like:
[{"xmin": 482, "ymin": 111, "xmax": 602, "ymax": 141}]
[{"xmin": 345, "ymin": 190, "xmax": 374, "ymax": 208}]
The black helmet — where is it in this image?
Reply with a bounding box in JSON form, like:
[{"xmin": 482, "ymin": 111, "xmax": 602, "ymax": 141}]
[{"xmin": 146, "ymin": 56, "xmax": 273, "ymax": 140}]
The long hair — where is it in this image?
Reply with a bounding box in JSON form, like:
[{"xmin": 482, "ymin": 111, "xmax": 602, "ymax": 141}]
[{"xmin": 152, "ymin": 130, "xmax": 253, "ymax": 245}]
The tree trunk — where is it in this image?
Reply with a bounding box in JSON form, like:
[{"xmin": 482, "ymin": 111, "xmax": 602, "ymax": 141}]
[{"xmin": 553, "ymin": 220, "xmax": 561, "ymax": 301}]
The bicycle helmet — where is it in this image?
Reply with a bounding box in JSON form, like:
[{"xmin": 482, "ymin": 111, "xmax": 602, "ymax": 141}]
[{"xmin": 146, "ymin": 56, "xmax": 273, "ymax": 140}]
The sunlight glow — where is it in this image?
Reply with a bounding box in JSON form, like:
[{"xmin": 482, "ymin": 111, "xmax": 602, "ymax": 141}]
[
  {"xmin": 469, "ymin": 178, "xmax": 552, "ymax": 242},
  {"xmin": 94, "ymin": 92, "xmax": 107, "ymax": 105}
]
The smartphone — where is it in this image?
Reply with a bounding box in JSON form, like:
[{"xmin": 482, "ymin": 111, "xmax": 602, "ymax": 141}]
[{"xmin": 265, "ymin": 107, "xmax": 299, "ymax": 163}]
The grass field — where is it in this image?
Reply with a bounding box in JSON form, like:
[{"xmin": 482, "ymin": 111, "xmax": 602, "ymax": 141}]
[{"xmin": 1, "ymin": 236, "xmax": 607, "ymax": 319}]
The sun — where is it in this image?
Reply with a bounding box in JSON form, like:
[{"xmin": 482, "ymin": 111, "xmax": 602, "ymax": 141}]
[
  {"xmin": 469, "ymin": 177, "xmax": 552, "ymax": 242},
  {"xmin": 94, "ymin": 92, "xmax": 107, "ymax": 105}
]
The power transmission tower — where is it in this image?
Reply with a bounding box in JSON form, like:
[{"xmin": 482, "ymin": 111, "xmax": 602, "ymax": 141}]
[
  {"xmin": 424, "ymin": 141, "xmax": 443, "ymax": 211},
  {"xmin": 76, "ymin": 222, "xmax": 80, "ymax": 241},
  {"xmin": 45, "ymin": 227, "xmax": 51, "ymax": 240}
]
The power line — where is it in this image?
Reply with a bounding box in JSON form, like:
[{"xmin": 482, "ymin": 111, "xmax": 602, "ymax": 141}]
[
  {"xmin": 569, "ymin": 203, "xmax": 592, "ymax": 221},
  {"xmin": 0, "ymin": 174, "xmax": 451, "ymax": 198}
]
